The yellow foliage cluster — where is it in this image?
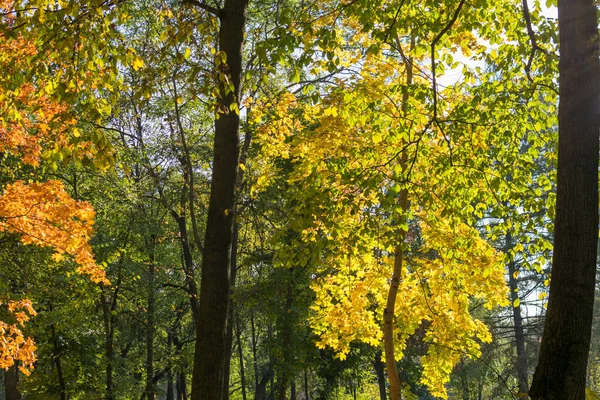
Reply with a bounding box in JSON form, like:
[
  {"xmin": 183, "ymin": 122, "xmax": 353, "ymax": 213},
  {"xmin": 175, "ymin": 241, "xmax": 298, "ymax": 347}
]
[
  {"xmin": 310, "ymin": 252, "xmax": 388, "ymax": 358},
  {"xmin": 308, "ymin": 213, "xmax": 508, "ymax": 399},
  {"xmin": 252, "ymin": 41, "xmax": 511, "ymax": 397},
  {"xmin": 0, "ymin": 299, "xmax": 37, "ymax": 375}
]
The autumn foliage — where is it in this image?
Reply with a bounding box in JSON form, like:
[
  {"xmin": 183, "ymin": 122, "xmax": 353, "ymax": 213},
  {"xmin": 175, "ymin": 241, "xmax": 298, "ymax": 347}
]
[{"xmin": 0, "ymin": 0, "xmax": 108, "ymax": 376}]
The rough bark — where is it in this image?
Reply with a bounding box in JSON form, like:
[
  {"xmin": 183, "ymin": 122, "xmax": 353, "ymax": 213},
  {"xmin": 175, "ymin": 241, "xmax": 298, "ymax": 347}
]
[
  {"xmin": 529, "ymin": 0, "xmax": 600, "ymax": 398},
  {"xmin": 191, "ymin": 0, "xmax": 249, "ymax": 398}
]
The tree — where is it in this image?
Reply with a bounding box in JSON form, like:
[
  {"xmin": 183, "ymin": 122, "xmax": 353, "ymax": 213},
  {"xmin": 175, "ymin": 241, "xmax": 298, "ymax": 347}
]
[
  {"xmin": 529, "ymin": 0, "xmax": 600, "ymax": 398},
  {"xmin": 0, "ymin": 2, "xmax": 110, "ymax": 379}
]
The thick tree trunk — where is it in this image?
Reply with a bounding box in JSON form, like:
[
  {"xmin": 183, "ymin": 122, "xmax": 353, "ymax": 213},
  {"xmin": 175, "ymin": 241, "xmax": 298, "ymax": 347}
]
[
  {"xmin": 192, "ymin": 0, "xmax": 249, "ymax": 398},
  {"xmin": 505, "ymin": 232, "xmax": 529, "ymax": 397},
  {"xmin": 374, "ymin": 351, "xmax": 387, "ymax": 400},
  {"xmin": 529, "ymin": 0, "xmax": 600, "ymax": 398},
  {"xmin": 4, "ymin": 365, "xmax": 20, "ymax": 400}
]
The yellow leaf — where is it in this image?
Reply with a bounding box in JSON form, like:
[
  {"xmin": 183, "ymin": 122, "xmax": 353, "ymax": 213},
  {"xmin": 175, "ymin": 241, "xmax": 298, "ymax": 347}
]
[
  {"xmin": 132, "ymin": 58, "xmax": 144, "ymax": 70},
  {"xmin": 513, "ymin": 298, "xmax": 521, "ymax": 308},
  {"xmin": 51, "ymin": 253, "xmax": 65, "ymax": 263},
  {"xmin": 372, "ymin": 134, "xmax": 382, "ymax": 144}
]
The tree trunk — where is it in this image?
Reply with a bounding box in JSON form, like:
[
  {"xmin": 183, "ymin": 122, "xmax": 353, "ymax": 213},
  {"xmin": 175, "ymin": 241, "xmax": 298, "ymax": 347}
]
[
  {"xmin": 383, "ymin": 36, "xmax": 413, "ymax": 400},
  {"xmin": 51, "ymin": 324, "xmax": 67, "ymax": 400},
  {"xmin": 146, "ymin": 254, "xmax": 156, "ymax": 400},
  {"xmin": 529, "ymin": 0, "xmax": 600, "ymax": 398},
  {"xmin": 290, "ymin": 381, "xmax": 297, "ymax": 400},
  {"xmin": 304, "ymin": 369, "xmax": 309, "ymax": 400},
  {"xmin": 192, "ymin": 0, "xmax": 249, "ymax": 398},
  {"xmin": 505, "ymin": 232, "xmax": 529, "ymax": 397},
  {"xmin": 236, "ymin": 313, "xmax": 248, "ymax": 400},
  {"xmin": 177, "ymin": 371, "xmax": 188, "ymax": 400},
  {"xmin": 251, "ymin": 310, "xmax": 259, "ymax": 391},
  {"xmin": 223, "ymin": 223, "xmax": 240, "ymax": 400},
  {"xmin": 103, "ymin": 299, "xmax": 115, "ymax": 400},
  {"xmin": 374, "ymin": 351, "xmax": 387, "ymax": 400},
  {"xmin": 4, "ymin": 364, "xmax": 20, "ymax": 400}
]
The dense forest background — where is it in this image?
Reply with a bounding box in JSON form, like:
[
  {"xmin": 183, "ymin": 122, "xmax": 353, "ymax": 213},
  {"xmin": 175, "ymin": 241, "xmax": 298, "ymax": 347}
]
[{"xmin": 0, "ymin": 0, "xmax": 599, "ymax": 399}]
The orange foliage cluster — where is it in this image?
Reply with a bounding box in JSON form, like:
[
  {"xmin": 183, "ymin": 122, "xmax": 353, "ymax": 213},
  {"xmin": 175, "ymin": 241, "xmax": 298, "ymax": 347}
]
[
  {"xmin": 0, "ymin": 180, "xmax": 108, "ymax": 284},
  {"xmin": 0, "ymin": 34, "xmax": 74, "ymax": 166},
  {"xmin": 0, "ymin": 0, "xmax": 109, "ymax": 375},
  {"xmin": 0, "ymin": 300, "xmax": 37, "ymax": 375}
]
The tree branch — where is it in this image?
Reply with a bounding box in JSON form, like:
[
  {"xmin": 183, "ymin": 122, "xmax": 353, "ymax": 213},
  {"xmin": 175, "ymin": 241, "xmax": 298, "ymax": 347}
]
[{"xmin": 183, "ymin": 0, "xmax": 222, "ymax": 17}]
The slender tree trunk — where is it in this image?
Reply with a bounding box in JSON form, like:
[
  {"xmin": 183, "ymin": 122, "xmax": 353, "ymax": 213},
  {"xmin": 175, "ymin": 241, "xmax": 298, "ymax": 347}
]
[
  {"xmin": 177, "ymin": 371, "xmax": 188, "ymax": 400},
  {"xmin": 505, "ymin": 232, "xmax": 529, "ymax": 398},
  {"xmin": 51, "ymin": 324, "xmax": 67, "ymax": 400},
  {"xmin": 223, "ymin": 223, "xmax": 240, "ymax": 400},
  {"xmin": 4, "ymin": 364, "xmax": 20, "ymax": 400},
  {"xmin": 460, "ymin": 364, "xmax": 470, "ymax": 400},
  {"xmin": 192, "ymin": 0, "xmax": 249, "ymax": 398},
  {"xmin": 529, "ymin": 0, "xmax": 600, "ymax": 398},
  {"xmin": 146, "ymin": 254, "xmax": 156, "ymax": 400},
  {"xmin": 235, "ymin": 313, "xmax": 248, "ymax": 400},
  {"xmin": 290, "ymin": 381, "xmax": 297, "ymax": 400},
  {"xmin": 101, "ymin": 285, "xmax": 117, "ymax": 400},
  {"xmin": 167, "ymin": 364, "xmax": 175, "ymax": 400},
  {"xmin": 304, "ymin": 369, "xmax": 309, "ymax": 400},
  {"xmin": 374, "ymin": 351, "xmax": 387, "ymax": 400},
  {"xmin": 383, "ymin": 211, "xmax": 406, "ymax": 400},
  {"xmin": 250, "ymin": 310, "xmax": 259, "ymax": 391},
  {"xmin": 383, "ymin": 36, "xmax": 414, "ymax": 400}
]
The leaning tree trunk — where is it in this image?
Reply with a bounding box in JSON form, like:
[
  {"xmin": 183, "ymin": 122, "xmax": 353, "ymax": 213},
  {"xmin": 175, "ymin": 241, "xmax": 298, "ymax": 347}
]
[
  {"xmin": 529, "ymin": 0, "xmax": 600, "ymax": 399},
  {"xmin": 191, "ymin": 0, "xmax": 249, "ymax": 399}
]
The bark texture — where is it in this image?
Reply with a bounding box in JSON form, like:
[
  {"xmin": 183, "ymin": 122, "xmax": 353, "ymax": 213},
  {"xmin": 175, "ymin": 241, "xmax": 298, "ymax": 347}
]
[
  {"xmin": 529, "ymin": 0, "xmax": 600, "ymax": 398},
  {"xmin": 191, "ymin": 0, "xmax": 248, "ymax": 398}
]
